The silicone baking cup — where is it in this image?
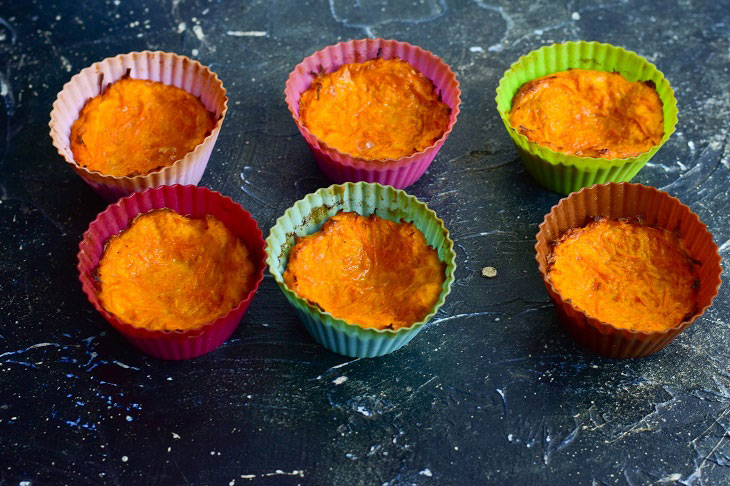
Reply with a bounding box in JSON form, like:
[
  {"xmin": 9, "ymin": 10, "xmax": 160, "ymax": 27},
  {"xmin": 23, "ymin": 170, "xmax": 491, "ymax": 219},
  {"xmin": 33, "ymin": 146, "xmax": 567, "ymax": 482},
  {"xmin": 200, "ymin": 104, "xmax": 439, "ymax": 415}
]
[
  {"xmin": 77, "ymin": 185, "xmax": 266, "ymax": 360},
  {"xmin": 535, "ymin": 183, "xmax": 721, "ymax": 358},
  {"xmin": 285, "ymin": 39, "xmax": 461, "ymax": 189},
  {"xmin": 266, "ymin": 182, "xmax": 456, "ymax": 357},
  {"xmin": 496, "ymin": 41, "xmax": 678, "ymax": 194},
  {"xmin": 50, "ymin": 51, "xmax": 228, "ymax": 201}
]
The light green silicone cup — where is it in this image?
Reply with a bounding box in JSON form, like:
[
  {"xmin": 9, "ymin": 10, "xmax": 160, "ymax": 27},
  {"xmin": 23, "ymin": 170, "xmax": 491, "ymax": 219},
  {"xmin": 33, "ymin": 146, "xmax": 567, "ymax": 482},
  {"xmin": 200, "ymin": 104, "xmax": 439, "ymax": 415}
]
[
  {"xmin": 265, "ymin": 182, "xmax": 456, "ymax": 358},
  {"xmin": 495, "ymin": 41, "xmax": 678, "ymax": 195}
]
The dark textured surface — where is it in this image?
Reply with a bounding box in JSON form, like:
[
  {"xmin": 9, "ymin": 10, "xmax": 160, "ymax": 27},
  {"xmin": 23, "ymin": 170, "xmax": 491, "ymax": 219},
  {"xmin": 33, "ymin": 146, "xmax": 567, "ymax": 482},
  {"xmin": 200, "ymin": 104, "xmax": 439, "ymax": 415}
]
[{"xmin": 1, "ymin": 0, "xmax": 729, "ymax": 484}]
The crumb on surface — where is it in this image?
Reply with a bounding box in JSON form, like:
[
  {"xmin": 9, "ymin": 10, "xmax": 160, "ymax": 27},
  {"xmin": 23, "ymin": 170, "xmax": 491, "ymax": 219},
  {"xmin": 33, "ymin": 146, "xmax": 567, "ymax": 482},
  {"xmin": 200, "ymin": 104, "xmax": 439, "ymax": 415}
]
[{"xmin": 481, "ymin": 266, "xmax": 497, "ymax": 278}]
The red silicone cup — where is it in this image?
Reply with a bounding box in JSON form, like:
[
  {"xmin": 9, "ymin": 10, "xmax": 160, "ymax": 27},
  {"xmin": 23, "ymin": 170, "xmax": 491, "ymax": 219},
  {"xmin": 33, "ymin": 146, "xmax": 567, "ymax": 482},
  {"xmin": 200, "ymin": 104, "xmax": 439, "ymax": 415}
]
[
  {"xmin": 77, "ymin": 185, "xmax": 266, "ymax": 360},
  {"xmin": 285, "ymin": 38, "xmax": 461, "ymax": 189}
]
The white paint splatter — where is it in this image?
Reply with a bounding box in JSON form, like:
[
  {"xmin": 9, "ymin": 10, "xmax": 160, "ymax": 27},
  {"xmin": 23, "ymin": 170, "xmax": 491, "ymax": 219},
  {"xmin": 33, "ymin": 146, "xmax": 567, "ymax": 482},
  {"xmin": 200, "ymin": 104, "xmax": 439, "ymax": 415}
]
[
  {"xmin": 658, "ymin": 473, "xmax": 682, "ymax": 482},
  {"xmin": 356, "ymin": 406, "xmax": 372, "ymax": 417},
  {"xmin": 488, "ymin": 44, "xmax": 504, "ymax": 53},
  {"xmin": 112, "ymin": 360, "xmax": 139, "ymax": 370},
  {"xmin": 226, "ymin": 30, "xmax": 267, "ymax": 37},
  {"xmin": 192, "ymin": 24, "xmax": 205, "ymax": 41},
  {"xmin": 571, "ymin": 12, "xmax": 581, "ymax": 20},
  {"xmin": 59, "ymin": 56, "xmax": 72, "ymax": 73},
  {"xmin": 239, "ymin": 470, "xmax": 305, "ymax": 480},
  {"xmin": 172, "ymin": 432, "xmax": 181, "ymax": 439},
  {"xmin": 420, "ymin": 469, "xmax": 433, "ymax": 477},
  {"xmin": 469, "ymin": 46, "xmax": 484, "ymax": 53},
  {"xmin": 688, "ymin": 140, "xmax": 696, "ymax": 151},
  {"xmin": 333, "ymin": 376, "xmax": 348, "ymax": 385},
  {"xmin": 121, "ymin": 456, "xmax": 128, "ymax": 462},
  {"xmin": 176, "ymin": 22, "xmax": 186, "ymax": 33}
]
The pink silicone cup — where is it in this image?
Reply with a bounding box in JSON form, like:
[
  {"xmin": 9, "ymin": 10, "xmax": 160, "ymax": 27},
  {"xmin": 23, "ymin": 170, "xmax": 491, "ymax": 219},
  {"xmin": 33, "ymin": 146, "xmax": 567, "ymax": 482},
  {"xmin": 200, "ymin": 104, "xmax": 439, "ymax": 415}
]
[
  {"xmin": 77, "ymin": 185, "xmax": 266, "ymax": 360},
  {"xmin": 285, "ymin": 38, "xmax": 461, "ymax": 188},
  {"xmin": 50, "ymin": 52, "xmax": 228, "ymax": 202}
]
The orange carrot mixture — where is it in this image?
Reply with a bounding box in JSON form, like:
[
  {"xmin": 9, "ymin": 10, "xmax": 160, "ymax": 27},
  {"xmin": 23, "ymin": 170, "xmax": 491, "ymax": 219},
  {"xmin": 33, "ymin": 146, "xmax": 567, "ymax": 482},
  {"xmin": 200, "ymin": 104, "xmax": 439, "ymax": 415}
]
[
  {"xmin": 71, "ymin": 78, "xmax": 215, "ymax": 176},
  {"xmin": 510, "ymin": 69, "xmax": 664, "ymax": 158},
  {"xmin": 299, "ymin": 58, "xmax": 451, "ymax": 160},
  {"xmin": 283, "ymin": 211, "xmax": 445, "ymax": 330},
  {"xmin": 548, "ymin": 218, "xmax": 699, "ymax": 332},
  {"xmin": 97, "ymin": 209, "xmax": 254, "ymax": 331}
]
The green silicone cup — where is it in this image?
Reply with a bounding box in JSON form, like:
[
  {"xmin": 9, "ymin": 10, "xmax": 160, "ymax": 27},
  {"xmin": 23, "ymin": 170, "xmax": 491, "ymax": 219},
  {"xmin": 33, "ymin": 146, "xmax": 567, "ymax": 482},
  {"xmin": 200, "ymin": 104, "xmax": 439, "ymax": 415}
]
[
  {"xmin": 265, "ymin": 182, "xmax": 456, "ymax": 358},
  {"xmin": 495, "ymin": 41, "xmax": 678, "ymax": 195}
]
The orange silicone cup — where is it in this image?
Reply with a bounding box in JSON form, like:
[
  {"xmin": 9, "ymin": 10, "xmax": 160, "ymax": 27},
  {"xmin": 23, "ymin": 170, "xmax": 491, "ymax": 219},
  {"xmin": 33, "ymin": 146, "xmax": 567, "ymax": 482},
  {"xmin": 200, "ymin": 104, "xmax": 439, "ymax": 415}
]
[{"xmin": 535, "ymin": 182, "xmax": 722, "ymax": 358}]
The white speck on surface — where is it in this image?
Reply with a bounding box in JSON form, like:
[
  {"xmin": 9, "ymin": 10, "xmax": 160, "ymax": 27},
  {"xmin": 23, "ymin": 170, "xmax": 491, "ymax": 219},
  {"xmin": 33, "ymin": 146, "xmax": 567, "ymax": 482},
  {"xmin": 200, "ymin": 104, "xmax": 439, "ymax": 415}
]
[
  {"xmin": 210, "ymin": 450, "xmax": 215, "ymax": 455},
  {"xmin": 571, "ymin": 11, "xmax": 581, "ymax": 20},
  {"xmin": 229, "ymin": 481, "xmax": 235, "ymax": 486},
  {"xmin": 125, "ymin": 415, "xmax": 132, "ymax": 422},
  {"xmin": 488, "ymin": 44, "xmax": 504, "ymax": 53},
  {"xmin": 121, "ymin": 456, "xmax": 128, "ymax": 462},
  {"xmin": 192, "ymin": 49, "xmax": 199, "ymax": 56},
  {"xmin": 172, "ymin": 432, "xmax": 181, "ymax": 439},
  {"xmin": 356, "ymin": 406, "xmax": 372, "ymax": 417},
  {"xmin": 333, "ymin": 376, "xmax": 348, "ymax": 385},
  {"xmin": 166, "ymin": 377, "xmax": 173, "ymax": 381},
  {"xmin": 469, "ymin": 46, "xmax": 484, "ymax": 53},
  {"xmin": 419, "ymin": 469, "xmax": 433, "ymax": 477},
  {"xmin": 226, "ymin": 30, "xmax": 268, "ymax": 37},
  {"xmin": 534, "ymin": 28, "xmax": 543, "ymax": 35},
  {"xmin": 507, "ymin": 434, "xmax": 514, "ymax": 441},
  {"xmin": 454, "ymin": 446, "xmax": 459, "ymax": 450},
  {"xmin": 176, "ymin": 22, "xmax": 186, "ymax": 33},
  {"xmin": 19, "ymin": 482, "xmax": 31, "ymax": 486},
  {"xmin": 192, "ymin": 24, "xmax": 205, "ymax": 41},
  {"xmin": 688, "ymin": 140, "xmax": 695, "ymax": 151},
  {"xmin": 59, "ymin": 56, "xmax": 72, "ymax": 73}
]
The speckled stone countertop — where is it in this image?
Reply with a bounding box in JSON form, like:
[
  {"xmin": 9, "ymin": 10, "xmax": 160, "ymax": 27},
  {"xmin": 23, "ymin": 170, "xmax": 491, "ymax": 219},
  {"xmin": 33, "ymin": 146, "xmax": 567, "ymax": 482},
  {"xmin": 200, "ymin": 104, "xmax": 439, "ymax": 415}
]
[{"xmin": 1, "ymin": 0, "xmax": 729, "ymax": 484}]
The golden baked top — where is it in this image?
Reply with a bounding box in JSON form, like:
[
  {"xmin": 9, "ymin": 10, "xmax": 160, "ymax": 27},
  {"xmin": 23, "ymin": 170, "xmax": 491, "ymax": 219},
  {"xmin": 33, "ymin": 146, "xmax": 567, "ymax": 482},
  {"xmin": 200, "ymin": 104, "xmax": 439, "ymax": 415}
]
[
  {"xmin": 510, "ymin": 69, "xmax": 664, "ymax": 159},
  {"xmin": 298, "ymin": 58, "xmax": 451, "ymax": 160},
  {"xmin": 71, "ymin": 78, "xmax": 215, "ymax": 177},
  {"xmin": 548, "ymin": 218, "xmax": 699, "ymax": 332},
  {"xmin": 97, "ymin": 209, "xmax": 255, "ymax": 331},
  {"xmin": 283, "ymin": 211, "xmax": 445, "ymax": 330}
]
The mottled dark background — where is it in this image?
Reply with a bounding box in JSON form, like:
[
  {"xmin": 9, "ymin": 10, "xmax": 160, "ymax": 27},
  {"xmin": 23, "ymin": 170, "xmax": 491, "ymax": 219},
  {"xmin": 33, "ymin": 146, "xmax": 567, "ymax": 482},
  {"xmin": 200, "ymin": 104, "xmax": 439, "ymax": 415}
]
[{"xmin": 1, "ymin": 0, "xmax": 729, "ymax": 484}]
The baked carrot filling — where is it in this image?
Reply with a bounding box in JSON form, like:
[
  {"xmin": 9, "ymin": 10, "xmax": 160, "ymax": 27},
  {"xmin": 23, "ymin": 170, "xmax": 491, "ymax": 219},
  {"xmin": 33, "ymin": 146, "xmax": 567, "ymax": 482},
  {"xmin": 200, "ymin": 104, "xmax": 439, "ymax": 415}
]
[
  {"xmin": 97, "ymin": 209, "xmax": 255, "ymax": 331},
  {"xmin": 71, "ymin": 78, "xmax": 216, "ymax": 177},
  {"xmin": 548, "ymin": 218, "xmax": 699, "ymax": 332},
  {"xmin": 298, "ymin": 58, "xmax": 451, "ymax": 160},
  {"xmin": 283, "ymin": 211, "xmax": 445, "ymax": 330},
  {"xmin": 510, "ymin": 69, "xmax": 664, "ymax": 158}
]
